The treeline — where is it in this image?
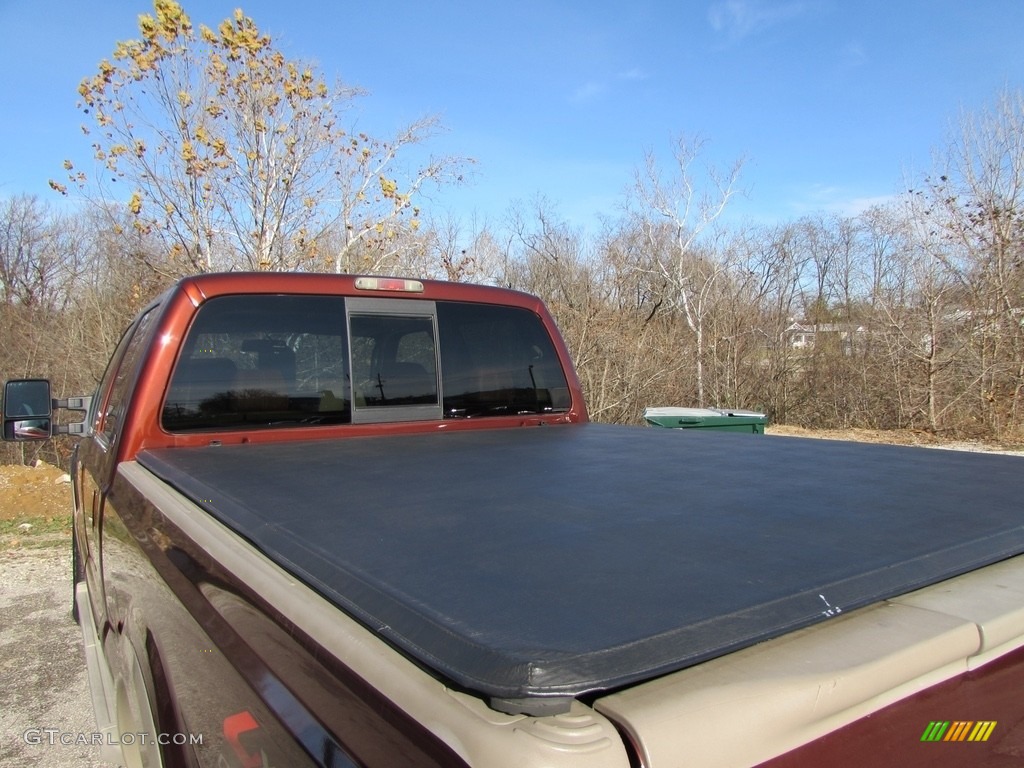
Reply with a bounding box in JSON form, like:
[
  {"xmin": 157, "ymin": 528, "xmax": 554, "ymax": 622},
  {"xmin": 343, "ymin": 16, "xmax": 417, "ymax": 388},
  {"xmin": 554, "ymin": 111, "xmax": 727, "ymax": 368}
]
[
  {"xmin": 3, "ymin": 174, "xmax": 1022, "ymax": 469},
  {"xmin": 503, "ymin": 202, "xmax": 1022, "ymax": 438}
]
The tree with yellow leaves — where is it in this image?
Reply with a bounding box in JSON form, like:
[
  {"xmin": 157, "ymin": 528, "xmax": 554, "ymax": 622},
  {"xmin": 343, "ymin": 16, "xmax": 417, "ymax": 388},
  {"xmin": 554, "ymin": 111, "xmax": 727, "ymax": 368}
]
[{"xmin": 52, "ymin": 0, "xmax": 465, "ymax": 274}]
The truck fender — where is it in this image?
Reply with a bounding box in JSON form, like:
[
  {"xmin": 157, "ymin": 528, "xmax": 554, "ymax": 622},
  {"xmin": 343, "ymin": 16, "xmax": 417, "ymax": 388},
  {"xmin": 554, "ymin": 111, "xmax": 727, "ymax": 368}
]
[
  {"xmin": 77, "ymin": 582, "xmax": 170, "ymax": 768},
  {"xmin": 75, "ymin": 581, "xmax": 122, "ymax": 765},
  {"xmin": 114, "ymin": 638, "xmax": 165, "ymax": 768}
]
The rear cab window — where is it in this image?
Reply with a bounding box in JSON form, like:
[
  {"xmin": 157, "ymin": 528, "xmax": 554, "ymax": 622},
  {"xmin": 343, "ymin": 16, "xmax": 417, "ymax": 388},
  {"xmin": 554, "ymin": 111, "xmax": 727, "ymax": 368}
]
[
  {"xmin": 163, "ymin": 295, "xmax": 349, "ymax": 432},
  {"xmin": 437, "ymin": 302, "xmax": 571, "ymax": 418},
  {"xmin": 162, "ymin": 294, "xmax": 570, "ymax": 432}
]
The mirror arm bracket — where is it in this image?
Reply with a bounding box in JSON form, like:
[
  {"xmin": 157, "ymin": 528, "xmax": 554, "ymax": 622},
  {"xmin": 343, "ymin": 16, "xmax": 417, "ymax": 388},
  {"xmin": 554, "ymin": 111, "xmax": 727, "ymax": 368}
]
[
  {"xmin": 54, "ymin": 396, "xmax": 92, "ymax": 412},
  {"xmin": 52, "ymin": 396, "xmax": 92, "ymax": 437},
  {"xmin": 54, "ymin": 422, "xmax": 89, "ymax": 436}
]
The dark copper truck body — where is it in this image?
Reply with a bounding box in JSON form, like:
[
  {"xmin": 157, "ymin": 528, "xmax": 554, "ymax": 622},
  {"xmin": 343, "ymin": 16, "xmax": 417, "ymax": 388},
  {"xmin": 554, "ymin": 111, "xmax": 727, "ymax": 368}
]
[{"xmin": 10, "ymin": 272, "xmax": 1024, "ymax": 767}]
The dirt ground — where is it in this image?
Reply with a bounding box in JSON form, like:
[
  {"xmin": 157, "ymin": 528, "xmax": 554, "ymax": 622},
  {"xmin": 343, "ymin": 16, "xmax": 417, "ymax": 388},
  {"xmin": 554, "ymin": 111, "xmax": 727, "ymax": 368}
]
[
  {"xmin": 0, "ymin": 462, "xmax": 74, "ymax": 550},
  {"xmin": 0, "ymin": 462, "xmax": 72, "ymax": 517},
  {"xmin": 765, "ymin": 424, "xmax": 1024, "ymax": 455},
  {"xmin": 0, "ymin": 464, "xmax": 110, "ymax": 767}
]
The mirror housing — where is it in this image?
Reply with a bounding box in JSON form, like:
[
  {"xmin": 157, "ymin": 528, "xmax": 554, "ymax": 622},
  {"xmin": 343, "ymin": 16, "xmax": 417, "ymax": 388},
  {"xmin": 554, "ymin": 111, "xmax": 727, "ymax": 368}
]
[{"xmin": 3, "ymin": 379, "xmax": 53, "ymax": 441}]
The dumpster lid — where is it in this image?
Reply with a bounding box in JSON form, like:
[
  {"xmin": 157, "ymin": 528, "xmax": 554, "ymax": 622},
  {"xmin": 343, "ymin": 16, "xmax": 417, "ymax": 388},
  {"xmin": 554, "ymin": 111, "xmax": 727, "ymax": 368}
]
[{"xmin": 643, "ymin": 406, "xmax": 766, "ymax": 420}]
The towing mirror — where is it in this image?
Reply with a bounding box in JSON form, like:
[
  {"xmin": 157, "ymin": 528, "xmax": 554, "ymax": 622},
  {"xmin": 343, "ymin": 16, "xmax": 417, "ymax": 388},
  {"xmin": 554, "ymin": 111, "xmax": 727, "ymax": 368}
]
[{"xmin": 3, "ymin": 379, "xmax": 53, "ymax": 441}]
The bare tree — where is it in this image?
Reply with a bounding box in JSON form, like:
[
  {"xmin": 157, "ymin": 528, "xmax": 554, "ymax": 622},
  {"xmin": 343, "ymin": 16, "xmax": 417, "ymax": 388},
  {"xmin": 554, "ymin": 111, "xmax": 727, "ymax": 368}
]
[
  {"xmin": 52, "ymin": 0, "xmax": 467, "ymax": 276},
  {"xmin": 0, "ymin": 196, "xmax": 85, "ymax": 310},
  {"xmin": 912, "ymin": 89, "xmax": 1024, "ymax": 437},
  {"xmin": 629, "ymin": 136, "xmax": 744, "ymax": 405}
]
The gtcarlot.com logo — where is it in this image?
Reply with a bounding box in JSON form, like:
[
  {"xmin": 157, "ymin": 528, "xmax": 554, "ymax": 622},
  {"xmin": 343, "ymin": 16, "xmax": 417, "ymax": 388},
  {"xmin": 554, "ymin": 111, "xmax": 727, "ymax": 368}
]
[
  {"xmin": 920, "ymin": 721, "xmax": 997, "ymax": 742},
  {"xmin": 23, "ymin": 728, "xmax": 203, "ymax": 747}
]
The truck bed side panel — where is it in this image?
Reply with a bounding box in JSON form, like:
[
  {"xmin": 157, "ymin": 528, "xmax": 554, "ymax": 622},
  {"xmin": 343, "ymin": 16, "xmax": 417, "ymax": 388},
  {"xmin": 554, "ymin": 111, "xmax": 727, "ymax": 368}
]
[
  {"xmin": 104, "ymin": 462, "xmax": 472, "ymax": 767},
  {"xmin": 759, "ymin": 642, "xmax": 1024, "ymax": 767}
]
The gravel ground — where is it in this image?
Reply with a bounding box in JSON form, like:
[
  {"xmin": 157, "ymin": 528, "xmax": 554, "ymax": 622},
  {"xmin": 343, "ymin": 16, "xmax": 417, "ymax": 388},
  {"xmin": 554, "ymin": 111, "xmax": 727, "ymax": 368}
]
[{"xmin": 0, "ymin": 546, "xmax": 114, "ymax": 768}]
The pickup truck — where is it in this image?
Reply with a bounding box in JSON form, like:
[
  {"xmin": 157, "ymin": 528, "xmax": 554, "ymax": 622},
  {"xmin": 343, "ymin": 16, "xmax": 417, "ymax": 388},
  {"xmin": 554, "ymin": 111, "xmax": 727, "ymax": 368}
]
[{"xmin": 5, "ymin": 271, "xmax": 1024, "ymax": 768}]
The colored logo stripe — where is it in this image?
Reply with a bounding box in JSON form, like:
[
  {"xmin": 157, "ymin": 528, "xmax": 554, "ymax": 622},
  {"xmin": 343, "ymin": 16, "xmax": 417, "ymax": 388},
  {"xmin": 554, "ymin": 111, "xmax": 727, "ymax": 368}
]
[
  {"xmin": 968, "ymin": 721, "xmax": 997, "ymax": 742},
  {"xmin": 920, "ymin": 721, "xmax": 996, "ymax": 742},
  {"xmin": 946, "ymin": 721, "xmax": 973, "ymax": 741}
]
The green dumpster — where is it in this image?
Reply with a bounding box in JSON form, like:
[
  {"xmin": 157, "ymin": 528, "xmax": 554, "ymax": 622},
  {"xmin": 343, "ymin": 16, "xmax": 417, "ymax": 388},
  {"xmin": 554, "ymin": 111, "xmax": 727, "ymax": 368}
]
[{"xmin": 643, "ymin": 407, "xmax": 767, "ymax": 434}]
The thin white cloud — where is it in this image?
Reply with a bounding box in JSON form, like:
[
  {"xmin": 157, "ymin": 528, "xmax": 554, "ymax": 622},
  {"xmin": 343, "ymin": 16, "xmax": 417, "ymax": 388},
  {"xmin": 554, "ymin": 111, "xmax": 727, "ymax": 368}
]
[
  {"xmin": 840, "ymin": 41, "xmax": 868, "ymax": 69},
  {"xmin": 707, "ymin": 0, "xmax": 810, "ymax": 42},
  {"xmin": 788, "ymin": 184, "xmax": 895, "ymax": 217},
  {"xmin": 835, "ymin": 194, "xmax": 896, "ymax": 216},
  {"xmin": 616, "ymin": 67, "xmax": 650, "ymax": 82},
  {"xmin": 569, "ymin": 68, "xmax": 649, "ymax": 105},
  {"xmin": 570, "ymin": 81, "xmax": 606, "ymax": 104}
]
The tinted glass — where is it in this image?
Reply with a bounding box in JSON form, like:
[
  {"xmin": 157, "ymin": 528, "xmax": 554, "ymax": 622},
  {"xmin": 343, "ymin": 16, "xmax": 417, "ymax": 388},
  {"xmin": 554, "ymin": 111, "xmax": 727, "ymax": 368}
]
[
  {"xmin": 162, "ymin": 295, "xmax": 570, "ymax": 430},
  {"xmin": 102, "ymin": 308, "xmax": 158, "ymax": 443},
  {"xmin": 163, "ymin": 295, "xmax": 350, "ymax": 431},
  {"xmin": 437, "ymin": 303, "xmax": 571, "ymax": 418},
  {"xmin": 349, "ymin": 314, "xmax": 439, "ymax": 408}
]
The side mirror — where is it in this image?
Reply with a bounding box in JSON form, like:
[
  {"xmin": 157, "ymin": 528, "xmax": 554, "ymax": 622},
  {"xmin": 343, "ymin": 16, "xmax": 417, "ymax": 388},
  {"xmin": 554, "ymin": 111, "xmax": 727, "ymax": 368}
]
[{"xmin": 3, "ymin": 379, "xmax": 53, "ymax": 441}]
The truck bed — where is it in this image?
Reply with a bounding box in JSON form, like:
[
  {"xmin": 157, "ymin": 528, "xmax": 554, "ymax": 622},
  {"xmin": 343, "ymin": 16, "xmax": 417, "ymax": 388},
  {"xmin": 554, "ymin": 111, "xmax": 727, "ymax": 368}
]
[{"xmin": 137, "ymin": 424, "xmax": 1024, "ymax": 715}]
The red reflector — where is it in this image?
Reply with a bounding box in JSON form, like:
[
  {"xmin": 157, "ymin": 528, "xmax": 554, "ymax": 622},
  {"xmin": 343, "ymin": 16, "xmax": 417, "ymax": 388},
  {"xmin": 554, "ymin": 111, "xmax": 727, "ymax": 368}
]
[
  {"xmin": 223, "ymin": 711, "xmax": 261, "ymax": 768},
  {"xmin": 354, "ymin": 277, "xmax": 425, "ymax": 293}
]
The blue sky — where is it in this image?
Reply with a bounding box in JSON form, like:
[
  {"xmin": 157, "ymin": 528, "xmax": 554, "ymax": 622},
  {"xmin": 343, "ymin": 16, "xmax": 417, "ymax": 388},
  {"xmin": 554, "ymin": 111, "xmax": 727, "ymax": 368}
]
[{"xmin": 2, "ymin": 0, "xmax": 1023, "ymax": 233}]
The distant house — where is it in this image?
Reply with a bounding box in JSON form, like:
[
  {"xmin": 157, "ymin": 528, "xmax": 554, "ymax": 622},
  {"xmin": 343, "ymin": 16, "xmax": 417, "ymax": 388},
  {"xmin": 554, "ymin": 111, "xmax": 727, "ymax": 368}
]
[
  {"xmin": 784, "ymin": 321, "xmax": 866, "ymax": 353},
  {"xmin": 786, "ymin": 322, "xmax": 816, "ymax": 349}
]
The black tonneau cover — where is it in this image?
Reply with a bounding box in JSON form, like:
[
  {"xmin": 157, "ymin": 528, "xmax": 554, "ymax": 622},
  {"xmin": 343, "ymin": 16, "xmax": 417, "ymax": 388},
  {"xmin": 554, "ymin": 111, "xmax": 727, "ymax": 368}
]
[{"xmin": 138, "ymin": 425, "xmax": 1024, "ymax": 714}]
